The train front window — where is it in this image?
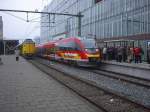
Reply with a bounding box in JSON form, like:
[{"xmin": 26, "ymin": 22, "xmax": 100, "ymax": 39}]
[{"xmin": 81, "ymin": 40, "xmax": 97, "ymax": 48}]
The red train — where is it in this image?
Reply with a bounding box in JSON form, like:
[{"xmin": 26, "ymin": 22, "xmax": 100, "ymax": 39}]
[{"xmin": 36, "ymin": 37, "xmax": 101, "ymax": 66}]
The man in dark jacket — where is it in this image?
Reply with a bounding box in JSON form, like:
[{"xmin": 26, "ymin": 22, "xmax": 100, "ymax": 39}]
[{"xmin": 117, "ymin": 46, "xmax": 123, "ymax": 62}]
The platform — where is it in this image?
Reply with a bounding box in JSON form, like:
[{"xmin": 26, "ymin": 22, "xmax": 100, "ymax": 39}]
[
  {"xmin": 102, "ymin": 60, "xmax": 150, "ymax": 70},
  {"xmin": 100, "ymin": 60, "xmax": 150, "ymax": 80},
  {"xmin": 0, "ymin": 55, "xmax": 100, "ymax": 112}
]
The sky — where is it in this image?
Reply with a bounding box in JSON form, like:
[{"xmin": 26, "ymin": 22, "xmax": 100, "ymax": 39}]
[{"xmin": 0, "ymin": 0, "xmax": 52, "ymax": 41}]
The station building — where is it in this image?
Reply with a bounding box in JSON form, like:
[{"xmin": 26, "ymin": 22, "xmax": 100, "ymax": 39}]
[{"xmin": 40, "ymin": 0, "xmax": 150, "ymax": 60}]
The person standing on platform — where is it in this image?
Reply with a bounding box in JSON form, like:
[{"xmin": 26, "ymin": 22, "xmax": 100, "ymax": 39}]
[
  {"xmin": 15, "ymin": 49, "xmax": 20, "ymax": 61},
  {"xmin": 117, "ymin": 46, "xmax": 123, "ymax": 62},
  {"xmin": 102, "ymin": 46, "xmax": 107, "ymax": 60},
  {"xmin": 127, "ymin": 47, "xmax": 132, "ymax": 63},
  {"xmin": 139, "ymin": 46, "xmax": 143, "ymax": 63},
  {"xmin": 122, "ymin": 46, "xmax": 127, "ymax": 62},
  {"xmin": 107, "ymin": 47, "xmax": 113, "ymax": 60},
  {"xmin": 133, "ymin": 47, "xmax": 142, "ymax": 63},
  {"xmin": 147, "ymin": 45, "xmax": 150, "ymax": 64}
]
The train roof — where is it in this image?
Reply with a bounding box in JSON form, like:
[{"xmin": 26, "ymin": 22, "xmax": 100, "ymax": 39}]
[
  {"xmin": 23, "ymin": 39, "xmax": 35, "ymax": 43},
  {"xmin": 56, "ymin": 37, "xmax": 96, "ymax": 43},
  {"xmin": 36, "ymin": 40, "xmax": 56, "ymax": 48},
  {"xmin": 35, "ymin": 37, "xmax": 96, "ymax": 48},
  {"xmin": 57, "ymin": 37, "xmax": 82, "ymax": 41},
  {"xmin": 43, "ymin": 41, "xmax": 56, "ymax": 48}
]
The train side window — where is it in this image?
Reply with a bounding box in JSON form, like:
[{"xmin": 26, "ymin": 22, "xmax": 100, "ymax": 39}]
[
  {"xmin": 65, "ymin": 42, "xmax": 76, "ymax": 50},
  {"xmin": 57, "ymin": 41, "xmax": 76, "ymax": 51},
  {"xmin": 59, "ymin": 47, "xmax": 66, "ymax": 51},
  {"xmin": 57, "ymin": 41, "xmax": 83, "ymax": 51},
  {"xmin": 75, "ymin": 43, "xmax": 82, "ymax": 51}
]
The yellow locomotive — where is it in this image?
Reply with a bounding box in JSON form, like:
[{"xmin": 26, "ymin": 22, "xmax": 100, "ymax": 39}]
[{"xmin": 19, "ymin": 39, "xmax": 36, "ymax": 58}]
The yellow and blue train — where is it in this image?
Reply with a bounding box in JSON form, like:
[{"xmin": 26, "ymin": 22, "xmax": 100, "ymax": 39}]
[{"xmin": 18, "ymin": 39, "xmax": 36, "ymax": 58}]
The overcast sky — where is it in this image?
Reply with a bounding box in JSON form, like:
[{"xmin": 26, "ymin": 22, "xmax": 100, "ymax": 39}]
[{"xmin": 0, "ymin": 0, "xmax": 52, "ymax": 40}]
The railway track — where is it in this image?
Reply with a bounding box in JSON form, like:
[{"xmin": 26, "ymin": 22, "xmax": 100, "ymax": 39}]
[
  {"xmin": 80, "ymin": 68, "xmax": 150, "ymax": 88},
  {"xmin": 29, "ymin": 58, "xmax": 149, "ymax": 112}
]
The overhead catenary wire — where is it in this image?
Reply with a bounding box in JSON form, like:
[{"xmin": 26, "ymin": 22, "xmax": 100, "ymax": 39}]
[
  {"xmin": 26, "ymin": 25, "xmax": 40, "ymax": 37},
  {"xmin": 0, "ymin": 9, "xmax": 82, "ymax": 17},
  {"xmin": 1, "ymin": 11, "xmax": 43, "ymax": 23},
  {"xmin": 2, "ymin": 11, "xmax": 27, "ymax": 22},
  {"xmin": 0, "ymin": 7, "xmax": 82, "ymax": 40},
  {"xmin": 1, "ymin": 11, "xmax": 40, "ymax": 39},
  {"xmin": 1, "ymin": 10, "xmax": 55, "ymax": 23},
  {"xmin": 29, "ymin": 15, "xmax": 48, "ymax": 22},
  {"xmin": 24, "ymin": 14, "xmax": 43, "ymax": 38}
]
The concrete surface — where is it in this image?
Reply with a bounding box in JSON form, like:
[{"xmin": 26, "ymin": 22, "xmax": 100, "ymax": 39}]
[
  {"xmin": 100, "ymin": 61, "xmax": 150, "ymax": 80},
  {"xmin": 0, "ymin": 55, "xmax": 101, "ymax": 112}
]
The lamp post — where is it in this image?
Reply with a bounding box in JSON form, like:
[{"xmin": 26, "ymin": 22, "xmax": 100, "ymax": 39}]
[{"xmin": 3, "ymin": 40, "xmax": 5, "ymax": 55}]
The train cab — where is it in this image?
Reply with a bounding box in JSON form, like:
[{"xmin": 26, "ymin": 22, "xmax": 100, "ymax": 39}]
[
  {"xmin": 18, "ymin": 39, "xmax": 36, "ymax": 58},
  {"xmin": 55, "ymin": 37, "xmax": 101, "ymax": 66},
  {"xmin": 80, "ymin": 38, "xmax": 101, "ymax": 64}
]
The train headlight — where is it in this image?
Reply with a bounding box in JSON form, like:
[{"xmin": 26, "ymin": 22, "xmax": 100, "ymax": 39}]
[
  {"xmin": 85, "ymin": 49, "xmax": 88, "ymax": 52},
  {"xmin": 96, "ymin": 48, "xmax": 99, "ymax": 52}
]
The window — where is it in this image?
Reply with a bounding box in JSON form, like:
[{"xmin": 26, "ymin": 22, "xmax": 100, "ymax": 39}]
[
  {"xmin": 95, "ymin": 0, "xmax": 102, "ymax": 4},
  {"xmin": 81, "ymin": 39, "xmax": 97, "ymax": 48},
  {"xmin": 57, "ymin": 41, "xmax": 80, "ymax": 51}
]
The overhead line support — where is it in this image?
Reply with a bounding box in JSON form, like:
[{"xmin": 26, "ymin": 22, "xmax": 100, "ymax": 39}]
[{"xmin": 0, "ymin": 9, "xmax": 83, "ymax": 17}]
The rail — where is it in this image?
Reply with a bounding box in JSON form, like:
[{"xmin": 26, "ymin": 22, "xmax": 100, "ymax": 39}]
[{"xmin": 28, "ymin": 58, "xmax": 149, "ymax": 111}]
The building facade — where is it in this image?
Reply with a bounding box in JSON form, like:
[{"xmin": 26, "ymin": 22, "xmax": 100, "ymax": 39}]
[
  {"xmin": 0, "ymin": 16, "xmax": 3, "ymax": 40},
  {"xmin": 41, "ymin": 0, "xmax": 150, "ymax": 41},
  {"xmin": 40, "ymin": 0, "xmax": 150, "ymax": 60}
]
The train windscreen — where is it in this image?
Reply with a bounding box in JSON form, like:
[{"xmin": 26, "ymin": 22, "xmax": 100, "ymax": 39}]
[{"xmin": 81, "ymin": 39, "xmax": 97, "ymax": 48}]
